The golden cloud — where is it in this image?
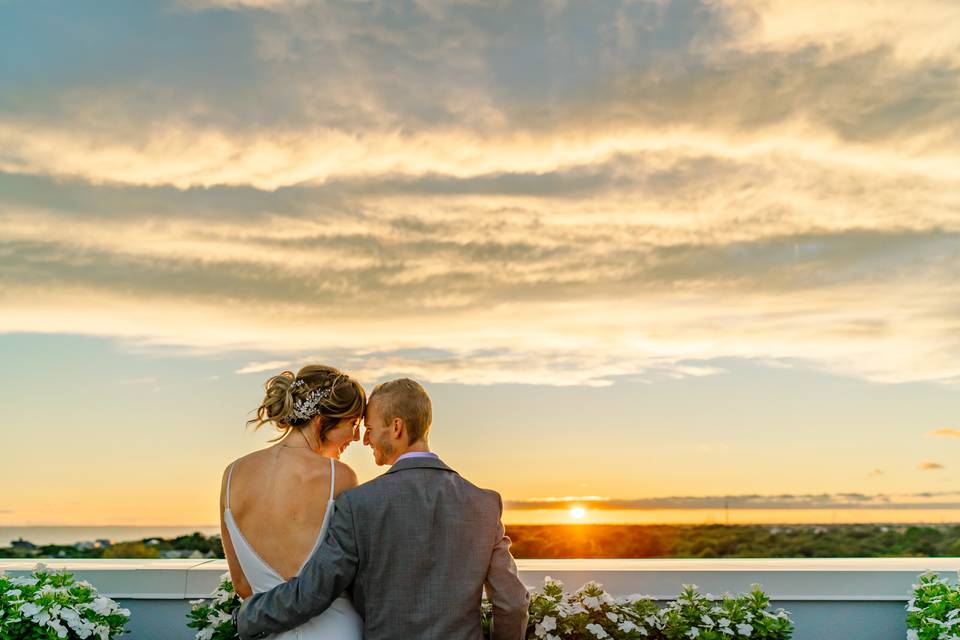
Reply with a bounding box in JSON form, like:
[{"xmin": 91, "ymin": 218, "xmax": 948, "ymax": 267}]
[{"xmin": 927, "ymin": 429, "xmax": 960, "ymax": 438}]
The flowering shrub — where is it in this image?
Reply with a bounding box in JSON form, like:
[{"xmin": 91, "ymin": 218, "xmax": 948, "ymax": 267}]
[
  {"xmin": 519, "ymin": 577, "xmax": 660, "ymax": 639},
  {"xmin": 483, "ymin": 578, "xmax": 793, "ymax": 640},
  {"xmin": 186, "ymin": 574, "xmax": 241, "ymax": 640},
  {"xmin": 905, "ymin": 571, "xmax": 960, "ymax": 640},
  {"xmin": 0, "ymin": 563, "xmax": 130, "ymax": 639},
  {"xmin": 192, "ymin": 573, "xmax": 793, "ymax": 640},
  {"xmin": 659, "ymin": 585, "xmax": 793, "ymax": 639}
]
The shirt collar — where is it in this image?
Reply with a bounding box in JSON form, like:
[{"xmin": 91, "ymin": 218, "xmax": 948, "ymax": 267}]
[{"xmin": 395, "ymin": 451, "xmax": 439, "ymax": 462}]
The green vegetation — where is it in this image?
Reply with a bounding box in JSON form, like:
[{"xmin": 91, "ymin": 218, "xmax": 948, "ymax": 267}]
[
  {"xmin": 0, "ymin": 532, "xmax": 223, "ymax": 559},
  {"xmin": 5, "ymin": 524, "xmax": 960, "ymax": 559},
  {"xmin": 506, "ymin": 524, "xmax": 960, "ymax": 558}
]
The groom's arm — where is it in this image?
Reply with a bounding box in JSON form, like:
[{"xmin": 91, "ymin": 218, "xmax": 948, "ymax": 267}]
[
  {"xmin": 483, "ymin": 494, "xmax": 529, "ymax": 640},
  {"xmin": 235, "ymin": 492, "xmax": 360, "ymax": 640}
]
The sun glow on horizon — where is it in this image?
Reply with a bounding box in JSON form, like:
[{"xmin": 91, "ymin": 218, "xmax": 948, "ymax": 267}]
[{"xmin": 569, "ymin": 506, "xmax": 587, "ymax": 521}]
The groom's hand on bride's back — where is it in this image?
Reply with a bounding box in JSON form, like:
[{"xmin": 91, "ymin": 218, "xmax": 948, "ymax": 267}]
[{"xmin": 234, "ymin": 491, "xmax": 360, "ymax": 640}]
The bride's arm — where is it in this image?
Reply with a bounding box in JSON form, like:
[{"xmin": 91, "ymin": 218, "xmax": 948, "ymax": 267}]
[{"xmin": 220, "ymin": 467, "xmax": 252, "ymax": 599}]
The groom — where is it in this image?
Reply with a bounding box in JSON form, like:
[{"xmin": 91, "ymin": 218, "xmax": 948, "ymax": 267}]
[{"xmin": 235, "ymin": 378, "xmax": 530, "ymax": 640}]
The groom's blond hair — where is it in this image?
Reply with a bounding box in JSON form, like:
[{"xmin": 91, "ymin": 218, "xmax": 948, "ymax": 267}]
[{"xmin": 369, "ymin": 378, "xmax": 432, "ymax": 445}]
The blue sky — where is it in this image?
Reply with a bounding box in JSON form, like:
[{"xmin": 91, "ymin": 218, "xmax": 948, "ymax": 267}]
[{"xmin": 1, "ymin": 0, "xmax": 959, "ymax": 524}]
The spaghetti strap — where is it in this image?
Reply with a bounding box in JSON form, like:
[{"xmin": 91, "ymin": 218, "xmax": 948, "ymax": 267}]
[
  {"xmin": 225, "ymin": 463, "xmax": 235, "ymax": 510},
  {"xmin": 328, "ymin": 457, "xmax": 336, "ymax": 502}
]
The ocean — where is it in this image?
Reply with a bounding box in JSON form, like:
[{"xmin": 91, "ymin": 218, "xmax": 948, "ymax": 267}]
[
  {"xmin": 0, "ymin": 526, "xmax": 221, "ymax": 547},
  {"xmin": 6, "ymin": 507, "xmax": 960, "ymax": 546}
]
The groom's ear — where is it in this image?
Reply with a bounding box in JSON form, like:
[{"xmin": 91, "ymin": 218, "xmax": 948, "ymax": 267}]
[{"xmin": 391, "ymin": 417, "xmax": 405, "ymax": 441}]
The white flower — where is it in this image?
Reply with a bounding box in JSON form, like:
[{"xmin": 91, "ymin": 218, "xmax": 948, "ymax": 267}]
[
  {"xmin": 4, "ymin": 589, "xmax": 21, "ymax": 598},
  {"xmin": 618, "ymin": 620, "xmax": 638, "ymax": 632},
  {"xmin": 9, "ymin": 576, "xmax": 38, "ymax": 587},
  {"xmin": 718, "ymin": 617, "xmax": 731, "ymax": 627},
  {"xmin": 586, "ymin": 622, "xmax": 609, "ymax": 638},
  {"xmin": 606, "ymin": 611, "xmax": 619, "ymax": 622},
  {"xmin": 88, "ymin": 596, "xmax": 117, "ymax": 616},
  {"xmin": 195, "ymin": 627, "xmax": 215, "ymax": 640},
  {"xmin": 48, "ymin": 619, "xmax": 69, "ymax": 639},
  {"xmin": 687, "ymin": 627, "xmax": 700, "ymax": 638},
  {"xmin": 906, "ymin": 631, "xmax": 919, "ymax": 640},
  {"xmin": 737, "ymin": 622, "xmax": 753, "ymax": 635},
  {"xmin": 701, "ymin": 614, "xmax": 714, "ymax": 627},
  {"xmin": 582, "ymin": 595, "xmax": 601, "ymax": 610}
]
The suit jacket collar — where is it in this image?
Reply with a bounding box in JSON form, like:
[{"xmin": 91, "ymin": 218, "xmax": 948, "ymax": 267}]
[{"xmin": 385, "ymin": 455, "xmax": 456, "ymax": 475}]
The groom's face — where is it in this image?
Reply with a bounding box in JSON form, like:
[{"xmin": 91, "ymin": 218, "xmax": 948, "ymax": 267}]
[{"xmin": 363, "ymin": 398, "xmax": 396, "ymax": 466}]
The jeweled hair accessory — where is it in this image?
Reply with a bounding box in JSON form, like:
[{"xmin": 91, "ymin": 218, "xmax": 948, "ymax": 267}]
[{"xmin": 289, "ymin": 380, "xmax": 333, "ymax": 422}]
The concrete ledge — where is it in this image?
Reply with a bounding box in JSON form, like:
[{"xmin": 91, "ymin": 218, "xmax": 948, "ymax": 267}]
[
  {"xmin": 3, "ymin": 557, "xmax": 957, "ymax": 640},
  {"xmin": 3, "ymin": 557, "xmax": 957, "ymax": 600}
]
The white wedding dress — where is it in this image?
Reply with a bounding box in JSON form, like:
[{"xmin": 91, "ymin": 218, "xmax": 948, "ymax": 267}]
[{"xmin": 224, "ymin": 457, "xmax": 364, "ymax": 639}]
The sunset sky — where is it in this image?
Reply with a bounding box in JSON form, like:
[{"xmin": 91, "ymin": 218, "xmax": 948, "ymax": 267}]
[{"xmin": 1, "ymin": 0, "xmax": 959, "ymax": 526}]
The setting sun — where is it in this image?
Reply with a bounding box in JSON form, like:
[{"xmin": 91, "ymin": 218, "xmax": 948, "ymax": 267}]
[{"xmin": 570, "ymin": 506, "xmax": 587, "ymax": 520}]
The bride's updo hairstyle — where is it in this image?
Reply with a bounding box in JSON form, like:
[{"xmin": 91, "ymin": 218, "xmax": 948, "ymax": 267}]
[{"xmin": 249, "ymin": 365, "xmax": 366, "ymax": 443}]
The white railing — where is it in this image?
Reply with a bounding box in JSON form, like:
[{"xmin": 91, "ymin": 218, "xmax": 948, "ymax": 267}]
[{"xmin": 3, "ymin": 557, "xmax": 953, "ymax": 639}]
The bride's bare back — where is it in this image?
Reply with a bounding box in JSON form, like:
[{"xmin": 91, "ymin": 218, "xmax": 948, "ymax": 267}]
[{"xmin": 220, "ymin": 442, "xmax": 358, "ymax": 595}]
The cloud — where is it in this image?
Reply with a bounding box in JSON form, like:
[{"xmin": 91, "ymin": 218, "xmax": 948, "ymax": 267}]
[
  {"xmin": 2, "ymin": 2, "xmax": 958, "ymax": 189},
  {"xmin": 3, "ymin": 204, "xmax": 960, "ymax": 385},
  {"xmin": 727, "ymin": 0, "xmax": 960, "ymax": 63},
  {"xmin": 869, "ymin": 469, "xmax": 884, "ymax": 477},
  {"xmin": 2, "ymin": 0, "xmax": 959, "ymax": 387},
  {"xmin": 920, "ymin": 462, "xmax": 945, "ymax": 471},
  {"xmin": 236, "ymin": 360, "xmax": 293, "ymax": 374},
  {"xmin": 928, "ymin": 429, "xmax": 960, "ymax": 438},
  {"xmin": 506, "ymin": 491, "xmax": 960, "ymax": 511}
]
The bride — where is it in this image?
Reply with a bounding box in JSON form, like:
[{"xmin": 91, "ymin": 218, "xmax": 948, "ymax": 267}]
[{"xmin": 220, "ymin": 365, "xmax": 365, "ymax": 639}]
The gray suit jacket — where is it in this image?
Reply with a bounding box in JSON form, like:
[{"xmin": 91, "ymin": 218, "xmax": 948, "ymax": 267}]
[{"xmin": 235, "ymin": 455, "xmax": 529, "ymax": 640}]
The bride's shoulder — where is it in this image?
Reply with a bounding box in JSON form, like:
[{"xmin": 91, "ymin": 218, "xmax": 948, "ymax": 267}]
[
  {"xmin": 220, "ymin": 451, "xmax": 263, "ymax": 483},
  {"xmin": 331, "ymin": 459, "xmax": 359, "ymax": 495}
]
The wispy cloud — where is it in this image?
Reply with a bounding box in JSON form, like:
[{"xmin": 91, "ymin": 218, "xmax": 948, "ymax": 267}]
[
  {"xmin": 236, "ymin": 360, "xmax": 293, "ymax": 374},
  {"xmin": 507, "ymin": 491, "xmax": 960, "ymax": 511},
  {"xmin": 920, "ymin": 462, "xmax": 946, "ymax": 471},
  {"xmin": 927, "ymin": 429, "xmax": 960, "ymax": 438}
]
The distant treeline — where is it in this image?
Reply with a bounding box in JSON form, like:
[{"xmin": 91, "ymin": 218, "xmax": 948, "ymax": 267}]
[
  {"xmin": 506, "ymin": 524, "xmax": 960, "ymax": 558},
  {"xmin": 0, "ymin": 532, "xmax": 223, "ymax": 560},
  {"xmin": 6, "ymin": 525, "xmax": 960, "ymax": 559}
]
